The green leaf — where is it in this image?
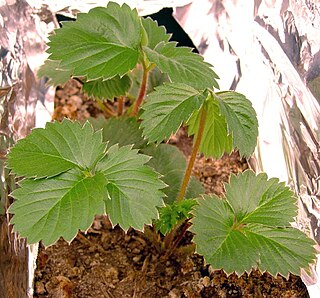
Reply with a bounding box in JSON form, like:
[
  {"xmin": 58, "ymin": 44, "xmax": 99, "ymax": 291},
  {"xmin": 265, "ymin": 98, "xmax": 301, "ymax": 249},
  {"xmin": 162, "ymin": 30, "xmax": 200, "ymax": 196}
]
[
  {"xmin": 7, "ymin": 119, "xmax": 106, "ymax": 179},
  {"xmin": 156, "ymin": 199, "xmax": 197, "ymax": 235},
  {"xmin": 143, "ymin": 42, "xmax": 219, "ymax": 90},
  {"xmin": 142, "ymin": 144, "xmax": 204, "ymax": 204},
  {"xmin": 191, "ymin": 170, "xmax": 316, "ymax": 276},
  {"xmin": 47, "ymin": 2, "xmax": 141, "ymax": 80},
  {"xmin": 82, "ymin": 75, "xmax": 131, "ymax": 101},
  {"xmin": 38, "ymin": 59, "xmax": 72, "ymax": 86},
  {"xmin": 187, "ymin": 96, "xmax": 233, "ymax": 158},
  {"xmin": 9, "ymin": 169, "xmax": 106, "ymax": 246},
  {"xmin": 88, "ymin": 116, "xmax": 147, "ymax": 149},
  {"xmin": 216, "ymin": 91, "xmax": 258, "ymax": 157},
  {"xmin": 140, "ymin": 83, "xmax": 206, "ymax": 143},
  {"xmin": 141, "ymin": 17, "xmax": 171, "ymax": 50},
  {"xmin": 97, "ymin": 145, "xmax": 165, "ymax": 230}
]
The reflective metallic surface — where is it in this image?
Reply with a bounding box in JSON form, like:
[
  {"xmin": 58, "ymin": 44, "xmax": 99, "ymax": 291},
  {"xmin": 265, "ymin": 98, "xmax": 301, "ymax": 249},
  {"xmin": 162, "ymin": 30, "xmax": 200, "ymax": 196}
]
[
  {"xmin": 0, "ymin": 0, "xmax": 54, "ymax": 296},
  {"xmin": 174, "ymin": 0, "xmax": 320, "ymax": 296}
]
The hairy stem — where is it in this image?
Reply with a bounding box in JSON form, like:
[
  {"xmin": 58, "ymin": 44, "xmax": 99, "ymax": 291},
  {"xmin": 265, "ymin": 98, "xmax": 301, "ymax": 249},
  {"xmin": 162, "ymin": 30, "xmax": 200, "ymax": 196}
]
[
  {"xmin": 117, "ymin": 96, "xmax": 124, "ymax": 116},
  {"xmin": 177, "ymin": 105, "xmax": 207, "ymax": 202},
  {"xmin": 130, "ymin": 64, "xmax": 149, "ymax": 117}
]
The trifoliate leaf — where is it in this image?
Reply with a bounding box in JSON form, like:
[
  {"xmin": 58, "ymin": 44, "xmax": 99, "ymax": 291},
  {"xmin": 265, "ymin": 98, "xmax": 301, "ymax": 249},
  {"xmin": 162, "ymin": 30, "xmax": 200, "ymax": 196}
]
[
  {"xmin": 191, "ymin": 170, "xmax": 316, "ymax": 277},
  {"xmin": 141, "ymin": 17, "xmax": 171, "ymax": 50},
  {"xmin": 7, "ymin": 119, "xmax": 106, "ymax": 179},
  {"xmin": 216, "ymin": 91, "xmax": 258, "ymax": 157},
  {"xmin": 9, "ymin": 169, "xmax": 106, "ymax": 246},
  {"xmin": 88, "ymin": 116, "xmax": 147, "ymax": 150},
  {"xmin": 156, "ymin": 199, "xmax": 197, "ymax": 235},
  {"xmin": 187, "ymin": 96, "xmax": 233, "ymax": 158},
  {"xmin": 143, "ymin": 41, "xmax": 219, "ymax": 90},
  {"xmin": 97, "ymin": 145, "xmax": 165, "ymax": 230},
  {"xmin": 142, "ymin": 144, "xmax": 204, "ymax": 204},
  {"xmin": 38, "ymin": 59, "xmax": 72, "ymax": 86},
  {"xmin": 82, "ymin": 76, "xmax": 131, "ymax": 100},
  {"xmin": 140, "ymin": 83, "xmax": 206, "ymax": 143},
  {"xmin": 47, "ymin": 2, "xmax": 141, "ymax": 80}
]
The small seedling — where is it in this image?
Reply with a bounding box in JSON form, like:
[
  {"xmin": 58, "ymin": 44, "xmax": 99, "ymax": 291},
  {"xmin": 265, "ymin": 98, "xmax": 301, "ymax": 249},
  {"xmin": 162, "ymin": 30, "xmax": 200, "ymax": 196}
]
[{"xmin": 7, "ymin": 2, "xmax": 316, "ymax": 278}]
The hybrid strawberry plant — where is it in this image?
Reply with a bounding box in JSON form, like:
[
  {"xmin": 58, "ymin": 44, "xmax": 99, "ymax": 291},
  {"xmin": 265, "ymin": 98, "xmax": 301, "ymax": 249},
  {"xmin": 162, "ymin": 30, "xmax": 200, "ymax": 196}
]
[{"xmin": 7, "ymin": 2, "xmax": 316, "ymax": 278}]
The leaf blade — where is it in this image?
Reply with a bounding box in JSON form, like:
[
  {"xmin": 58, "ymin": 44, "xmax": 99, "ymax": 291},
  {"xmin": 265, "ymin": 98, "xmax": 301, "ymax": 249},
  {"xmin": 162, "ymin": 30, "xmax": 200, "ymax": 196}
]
[
  {"xmin": 7, "ymin": 120, "xmax": 106, "ymax": 178},
  {"xmin": 144, "ymin": 41, "xmax": 219, "ymax": 90},
  {"xmin": 140, "ymin": 83, "xmax": 205, "ymax": 143},
  {"xmin": 217, "ymin": 91, "xmax": 258, "ymax": 157},
  {"xmin": 97, "ymin": 145, "xmax": 165, "ymax": 230},
  {"xmin": 47, "ymin": 3, "xmax": 141, "ymax": 80},
  {"xmin": 9, "ymin": 170, "xmax": 106, "ymax": 246}
]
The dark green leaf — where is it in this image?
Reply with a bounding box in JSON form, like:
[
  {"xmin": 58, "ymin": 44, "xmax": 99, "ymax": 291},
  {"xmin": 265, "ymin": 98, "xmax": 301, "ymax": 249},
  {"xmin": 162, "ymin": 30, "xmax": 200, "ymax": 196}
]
[
  {"xmin": 216, "ymin": 91, "xmax": 258, "ymax": 157},
  {"xmin": 83, "ymin": 76, "xmax": 131, "ymax": 100},
  {"xmin": 140, "ymin": 83, "xmax": 206, "ymax": 143},
  {"xmin": 144, "ymin": 41, "xmax": 219, "ymax": 90},
  {"xmin": 142, "ymin": 144, "xmax": 204, "ymax": 204},
  {"xmin": 47, "ymin": 2, "xmax": 141, "ymax": 80}
]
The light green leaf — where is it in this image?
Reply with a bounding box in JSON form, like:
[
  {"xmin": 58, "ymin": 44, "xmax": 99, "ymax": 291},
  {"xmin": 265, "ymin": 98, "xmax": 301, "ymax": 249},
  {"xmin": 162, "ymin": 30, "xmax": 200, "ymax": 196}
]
[
  {"xmin": 47, "ymin": 2, "xmax": 141, "ymax": 80},
  {"xmin": 187, "ymin": 96, "xmax": 233, "ymax": 158},
  {"xmin": 88, "ymin": 116, "xmax": 147, "ymax": 149},
  {"xmin": 97, "ymin": 145, "xmax": 165, "ymax": 230},
  {"xmin": 156, "ymin": 199, "xmax": 197, "ymax": 235},
  {"xmin": 140, "ymin": 83, "xmax": 206, "ymax": 143},
  {"xmin": 142, "ymin": 144, "xmax": 204, "ymax": 204},
  {"xmin": 38, "ymin": 59, "xmax": 72, "ymax": 86},
  {"xmin": 191, "ymin": 170, "xmax": 316, "ymax": 276},
  {"xmin": 143, "ymin": 41, "xmax": 219, "ymax": 90},
  {"xmin": 9, "ymin": 169, "xmax": 106, "ymax": 246},
  {"xmin": 141, "ymin": 17, "xmax": 171, "ymax": 50},
  {"xmin": 82, "ymin": 76, "xmax": 131, "ymax": 100},
  {"xmin": 7, "ymin": 119, "xmax": 106, "ymax": 179},
  {"xmin": 216, "ymin": 91, "xmax": 258, "ymax": 157}
]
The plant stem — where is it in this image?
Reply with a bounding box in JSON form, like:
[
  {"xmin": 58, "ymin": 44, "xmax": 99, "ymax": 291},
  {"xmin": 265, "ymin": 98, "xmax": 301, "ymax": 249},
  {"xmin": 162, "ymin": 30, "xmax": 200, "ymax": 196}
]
[
  {"xmin": 95, "ymin": 98, "xmax": 117, "ymax": 117},
  {"xmin": 130, "ymin": 63, "xmax": 149, "ymax": 117},
  {"xmin": 117, "ymin": 96, "xmax": 124, "ymax": 116},
  {"xmin": 177, "ymin": 105, "xmax": 207, "ymax": 202}
]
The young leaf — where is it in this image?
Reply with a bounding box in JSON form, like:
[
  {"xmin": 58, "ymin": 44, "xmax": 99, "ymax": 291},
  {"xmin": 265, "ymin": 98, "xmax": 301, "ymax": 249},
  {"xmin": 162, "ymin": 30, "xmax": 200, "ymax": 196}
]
[
  {"xmin": 47, "ymin": 2, "xmax": 141, "ymax": 80},
  {"xmin": 216, "ymin": 91, "xmax": 258, "ymax": 157},
  {"xmin": 140, "ymin": 83, "xmax": 206, "ymax": 143},
  {"xmin": 141, "ymin": 17, "xmax": 171, "ymax": 50},
  {"xmin": 187, "ymin": 96, "xmax": 233, "ymax": 158},
  {"xmin": 142, "ymin": 144, "xmax": 204, "ymax": 204},
  {"xmin": 191, "ymin": 170, "xmax": 316, "ymax": 277},
  {"xmin": 38, "ymin": 59, "xmax": 72, "ymax": 86},
  {"xmin": 143, "ymin": 41, "xmax": 219, "ymax": 90},
  {"xmin": 156, "ymin": 199, "xmax": 197, "ymax": 235},
  {"xmin": 88, "ymin": 116, "xmax": 147, "ymax": 149},
  {"xmin": 97, "ymin": 145, "xmax": 165, "ymax": 230},
  {"xmin": 9, "ymin": 169, "xmax": 106, "ymax": 246},
  {"xmin": 82, "ymin": 75, "xmax": 131, "ymax": 100},
  {"xmin": 7, "ymin": 120, "xmax": 106, "ymax": 178}
]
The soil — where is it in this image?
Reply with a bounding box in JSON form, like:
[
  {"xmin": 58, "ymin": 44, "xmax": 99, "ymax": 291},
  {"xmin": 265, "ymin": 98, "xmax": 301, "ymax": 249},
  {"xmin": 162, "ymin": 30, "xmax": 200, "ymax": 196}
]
[{"xmin": 33, "ymin": 79, "xmax": 309, "ymax": 298}]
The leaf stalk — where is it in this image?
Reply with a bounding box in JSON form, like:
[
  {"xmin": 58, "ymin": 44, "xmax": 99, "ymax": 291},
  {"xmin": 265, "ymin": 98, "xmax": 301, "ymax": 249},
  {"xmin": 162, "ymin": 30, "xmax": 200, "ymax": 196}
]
[{"xmin": 176, "ymin": 104, "xmax": 207, "ymax": 202}]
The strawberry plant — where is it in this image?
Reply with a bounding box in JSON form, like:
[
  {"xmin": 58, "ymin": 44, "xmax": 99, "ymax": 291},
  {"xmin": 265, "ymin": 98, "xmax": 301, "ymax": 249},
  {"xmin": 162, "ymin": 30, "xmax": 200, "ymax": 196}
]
[{"xmin": 7, "ymin": 2, "xmax": 316, "ymax": 278}]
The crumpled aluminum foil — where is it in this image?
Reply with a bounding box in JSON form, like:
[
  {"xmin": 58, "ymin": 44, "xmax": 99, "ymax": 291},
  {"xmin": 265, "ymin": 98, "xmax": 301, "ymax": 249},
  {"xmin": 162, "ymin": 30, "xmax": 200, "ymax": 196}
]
[
  {"xmin": 173, "ymin": 0, "xmax": 320, "ymax": 296},
  {"xmin": 0, "ymin": 0, "xmax": 54, "ymax": 296}
]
